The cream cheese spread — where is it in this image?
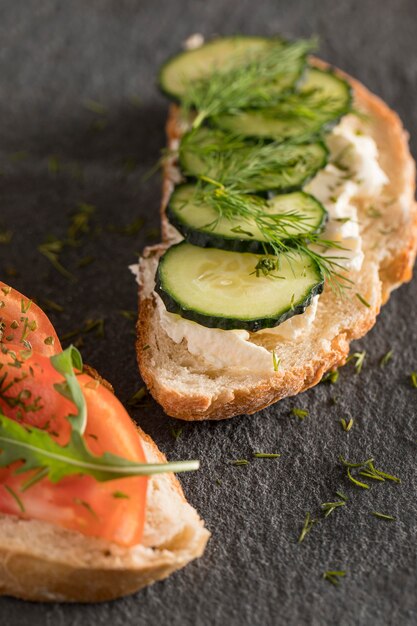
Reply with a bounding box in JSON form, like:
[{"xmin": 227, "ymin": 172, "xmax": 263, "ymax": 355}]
[{"xmin": 149, "ymin": 115, "xmax": 388, "ymax": 371}]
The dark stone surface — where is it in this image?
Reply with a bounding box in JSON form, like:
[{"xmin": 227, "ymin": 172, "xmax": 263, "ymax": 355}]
[{"xmin": 0, "ymin": 0, "xmax": 416, "ymax": 624}]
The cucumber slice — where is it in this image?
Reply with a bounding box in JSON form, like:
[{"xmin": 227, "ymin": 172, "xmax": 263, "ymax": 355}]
[
  {"xmin": 159, "ymin": 36, "xmax": 306, "ymax": 101},
  {"xmin": 156, "ymin": 241, "xmax": 324, "ymax": 331},
  {"xmin": 167, "ymin": 184, "xmax": 327, "ymax": 253},
  {"xmin": 179, "ymin": 128, "xmax": 328, "ymax": 193},
  {"xmin": 214, "ymin": 68, "xmax": 352, "ymax": 142}
]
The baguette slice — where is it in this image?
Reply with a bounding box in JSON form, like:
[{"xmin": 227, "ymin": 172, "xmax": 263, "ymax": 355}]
[
  {"xmin": 136, "ymin": 60, "xmax": 417, "ymax": 421},
  {"xmin": 0, "ymin": 425, "xmax": 209, "ymax": 602}
]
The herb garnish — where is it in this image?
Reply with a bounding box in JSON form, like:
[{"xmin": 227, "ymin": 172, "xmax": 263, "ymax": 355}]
[
  {"xmin": 371, "ymin": 511, "xmax": 396, "ymax": 521},
  {"xmin": 252, "ymin": 452, "xmax": 281, "ymax": 459},
  {"xmin": 127, "ymin": 387, "xmax": 148, "ymax": 407},
  {"xmin": 228, "ymin": 459, "xmax": 249, "ymax": 466},
  {"xmin": 323, "ymin": 570, "xmax": 346, "ymax": 586},
  {"xmin": 346, "ymin": 351, "xmax": 366, "ymax": 374},
  {"xmin": 322, "ymin": 369, "xmax": 339, "ymax": 384},
  {"xmin": 290, "ymin": 407, "xmax": 309, "ymax": 421},
  {"xmin": 340, "ymin": 417, "xmax": 353, "ymax": 432},
  {"xmin": 379, "ymin": 349, "xmax": 393, "ymax": 368},
  {"xmin": 182, "ymin": 39, "xmax": 315, "ymax": 128},
  {"xmin": 298, "ymin": 512, "xmax": 316, "ymax": 543},
  {"xmin": 410, "ymin": 371, "xmax": 417, "ymax": 389},
  {"xmin": 355, "ymin": 293, "xmax": 371, "ymax": 308},
  {"xmin": 272, "ymin": 350, "xmax": 281, "ymax": 372},
  {"xmin": 321, "ymin": 501, "xmax": 346, "ymax": 518}
]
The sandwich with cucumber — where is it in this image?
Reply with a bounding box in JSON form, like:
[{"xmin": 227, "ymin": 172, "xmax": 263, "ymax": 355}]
[
  {"xmin": 0, "ymin": 282, "xmax": 209, "ymax": 602},
  {"xmin": 136, "ymin": 35, "xmax": 416, "ymax": 421}
]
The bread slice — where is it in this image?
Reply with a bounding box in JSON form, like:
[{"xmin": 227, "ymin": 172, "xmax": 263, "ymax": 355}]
[
  {"xmin": 136, "ymin": 60, "xmax": 417, "ymax": 422},
  {"xmin": 0, "ymin": 426, "xmax": 210, "ymax": 602}
]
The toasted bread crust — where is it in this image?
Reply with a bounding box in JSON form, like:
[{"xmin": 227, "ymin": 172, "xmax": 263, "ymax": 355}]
[
  {"xmin": 0, "ymin": 425, "xmax": 209, "ymax": 602},
  {"xmin": 137, "ymin": 61, "xmax": 417, "ymax": 421}
]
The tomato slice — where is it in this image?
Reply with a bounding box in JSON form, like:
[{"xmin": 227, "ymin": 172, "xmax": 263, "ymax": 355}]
[
  {"xmin": 0, "ymin": 347, "xmax": 147, "ymax": 546},
  {"xmin": 0, "ymin": 282, "xmax": 61, "ymax": 357}
]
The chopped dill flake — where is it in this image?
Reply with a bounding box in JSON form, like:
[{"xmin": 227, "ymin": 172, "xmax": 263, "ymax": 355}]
[
  {"xmin": 68, "ymin": 202, "xmax": 96, "ymax": 243},
  {"xmin": 346, "ymin": 467, "xmax": 370, "ymax": 489},
  {"xmin": 410, "ymin": 371, "xmax": 417, "ymax": 388},
  {"xmin": 322, "ymin": 369, "xmax": 339, "ymax": 384},
  {"xmin": 4, "ymin": 484, "xmax": 25, "ymax": 512},
  {"xmin": 170, "ymin": 426, "xmax": 183, "ymax": 440},
  {"xmin": 355, "ymin": 293, "xmax": 371, "ymax": 308},
  {"xmin": 84, "ymin": 99, "xmax": 107, "ymax": 115},
  {"xmin": 38, "ymin": 238, "xmax": 76, "ymax": 282},
  {"xmin": 335, "ymin": 491, "xmax": 348, "ymax": 501},
  {"xmin": 143, "ymin": 344, "xmax": 150, "ymax": 351},
  {"xmin": 146, "ymin": 227, "xmax": 160, "ymax": 241},
  {"xmin": 323, "ymin": 570, "xmax": 346, "ymax": 586},
  {"xmin": 48, "ymin": 155, "xmax": 60, "ymax": 174},
  {"xmin": 346, "ymin": 351, "xmax": 366, "ymax": 374},
  {"xmin": 9, "ymin": 151, "xmax": 28, "ymax": 162},
  {"xmin": 74, "ymin": 498, "xmax": 99, "ymax": 520},
  {"xmin": 77, "ymin": 255, "xmax": 95, "ymax": 268},
  {"xmin": 229, "ymin": 459, "xmax": 249, "ymax": 466},
  {"xmin": 371, "ymin": 511, "xmax": 396, "ymax": 521},
  {"xmin": 44, "ymin": 336, "xmax": 55, "ymax": 346},
  {"xmin": 379, "ymin": 349, "xmax": 393, "ymax": 368},
  {"xmin": 0, "ymin": 227, "xmax": 13, "ymax": 244},
  {"xmin": 62, "ymin": 318, "xmax": 105, "ymax": 342},
  {"xmin": 113, "ymin": 491, "xmax": 130, "ymax": 499},
  {"xmin": 366, "ymin": 460, "xmax": 400, "ymax": 483},
  {"xmin": 366, "ymin": 206, "xmax": 382, "ymax": 218},
  {"xmin": 20, "ymin": 298, "xmax": 32, "ymax": 314},
  {"xmin": 42, "ymin": 298, "xmax": 64, "ymax": 313},
  {"xmin": 119, "ymin": 310, "xmax": 137, "ymax": 321},
  {"xmin": 127, "ymin": 386, "xmax": 148, "ymax": 407},
  {"xmin": 298, "ymin": 512, "xmax": 316, "ymax": 543},
  {"xmin": 272, "ymin": 350, "xmax": 281, "ymax": 372},
  {"xmin": 358, "ymin": 470, "xmax": 384, "ymax": 482},
  {"xmin": 321, "ymin": 501, "xmax": 346, "ymax": 518},
  {"xmin": 290, "ymin": 407, "xmax": 309, "ymax": 420},
  {"xmin": 340, "ymin": 417, "xmax": 353, "ymax": 432},
  {"xmin": 121, "ymin": 156, "xmax": 138, "ymax": 174},
  {"xmin": 107, "ymin": 218, "xmax": 144, "ymax": 236},
  {"xmin": 252, "ymin": 452, "xmax": 281, "ymax": 459}
]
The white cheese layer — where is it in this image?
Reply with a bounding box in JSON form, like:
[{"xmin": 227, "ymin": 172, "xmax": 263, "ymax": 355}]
[{"xmin": 152, "ymin": 115, "xmax": 388, "ymax": 371}]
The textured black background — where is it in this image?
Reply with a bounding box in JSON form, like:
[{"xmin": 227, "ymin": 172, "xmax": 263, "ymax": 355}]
[{"xmin": 0, "ymin": 1, "xmax": 416, "ymax": 624}]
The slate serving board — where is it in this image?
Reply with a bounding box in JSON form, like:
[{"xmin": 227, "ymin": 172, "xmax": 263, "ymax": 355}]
[{"xmin": 0, "ymin": 0, "xmax": 416, "ymax": 624}]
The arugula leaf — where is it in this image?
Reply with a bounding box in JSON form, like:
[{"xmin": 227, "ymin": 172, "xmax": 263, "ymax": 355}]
[
  {"xmin": 0, "ymin": 413, "xmax": 199, "ymax": 481},
  {"xmin": 50, "ymin": 346, "xmax": 87, "ymax": 434}
]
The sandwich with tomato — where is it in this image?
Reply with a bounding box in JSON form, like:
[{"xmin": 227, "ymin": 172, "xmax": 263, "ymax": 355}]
[{"xmin": 0, "ymin": 282, "xmax": 209, "ymax": 602}]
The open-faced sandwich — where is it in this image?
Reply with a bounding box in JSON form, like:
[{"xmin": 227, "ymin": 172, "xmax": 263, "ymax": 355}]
[
  {"xmin": 136, "ymin": 35, "xmax": 417, "ymax": 421},
  {"xmin": 0, "ymin": 282, "xmax": 209, "ymax": 602}
]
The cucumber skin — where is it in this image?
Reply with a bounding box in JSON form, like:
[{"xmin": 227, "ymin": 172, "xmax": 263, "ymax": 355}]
[
  {"xmin": 155, "ymin": 244, "xmax": 324, "ymax": 332},
  {"xmin": 166, "ymin": 204, "xmax": 329, "ymax": 254},
  {"xmin": 158, "ymin": 35, "xmax": 300, "ymax": 101}
]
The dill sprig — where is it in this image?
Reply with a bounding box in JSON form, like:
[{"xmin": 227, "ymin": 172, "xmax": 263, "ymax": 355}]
[
  {"xmin": 181, "ymin": 129, "xmax": 327, "ymax": 192},
  {"xmin": 192, "ymin": 181, "xmax": 351, "ymax": 293},
  {"xmin": 323, "ymin": 570, "xmax": 346, "ymax": 586},
  {"xmin": 181, "ymin": 39, "xmax": 315, "ymax": 128},
  {"xmin": 298, "ymin": 512, "xmax": 316, "ymax": 543}
]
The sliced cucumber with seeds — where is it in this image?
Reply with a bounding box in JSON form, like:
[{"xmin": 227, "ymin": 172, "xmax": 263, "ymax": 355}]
[
  {"xmin": 159, "ymin": 36, "xmax": 307, "ymax": 101},
  {"xmin": 214, "ymin": 68, "xmax": 352, "ymax": 142},
  {"xmin": 156, "ymin": 242, "xmax": 324, "ymax": 331},
  {"xmin": 167, "ymin": 184, "xmax": 327, "ymax": 253},
  {"xmin": 179, "ymin": 128, "xmax": 328, "ymax": 193}
]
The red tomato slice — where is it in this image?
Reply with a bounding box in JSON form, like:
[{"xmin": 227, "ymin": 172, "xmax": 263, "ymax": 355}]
[
  {"xmin": 0, "ymin": 347, "xmax": 147, "ymax": 546},
  {"xmin": 0, "ymin": 282, "xmax": 61, "ymax": 357}
]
